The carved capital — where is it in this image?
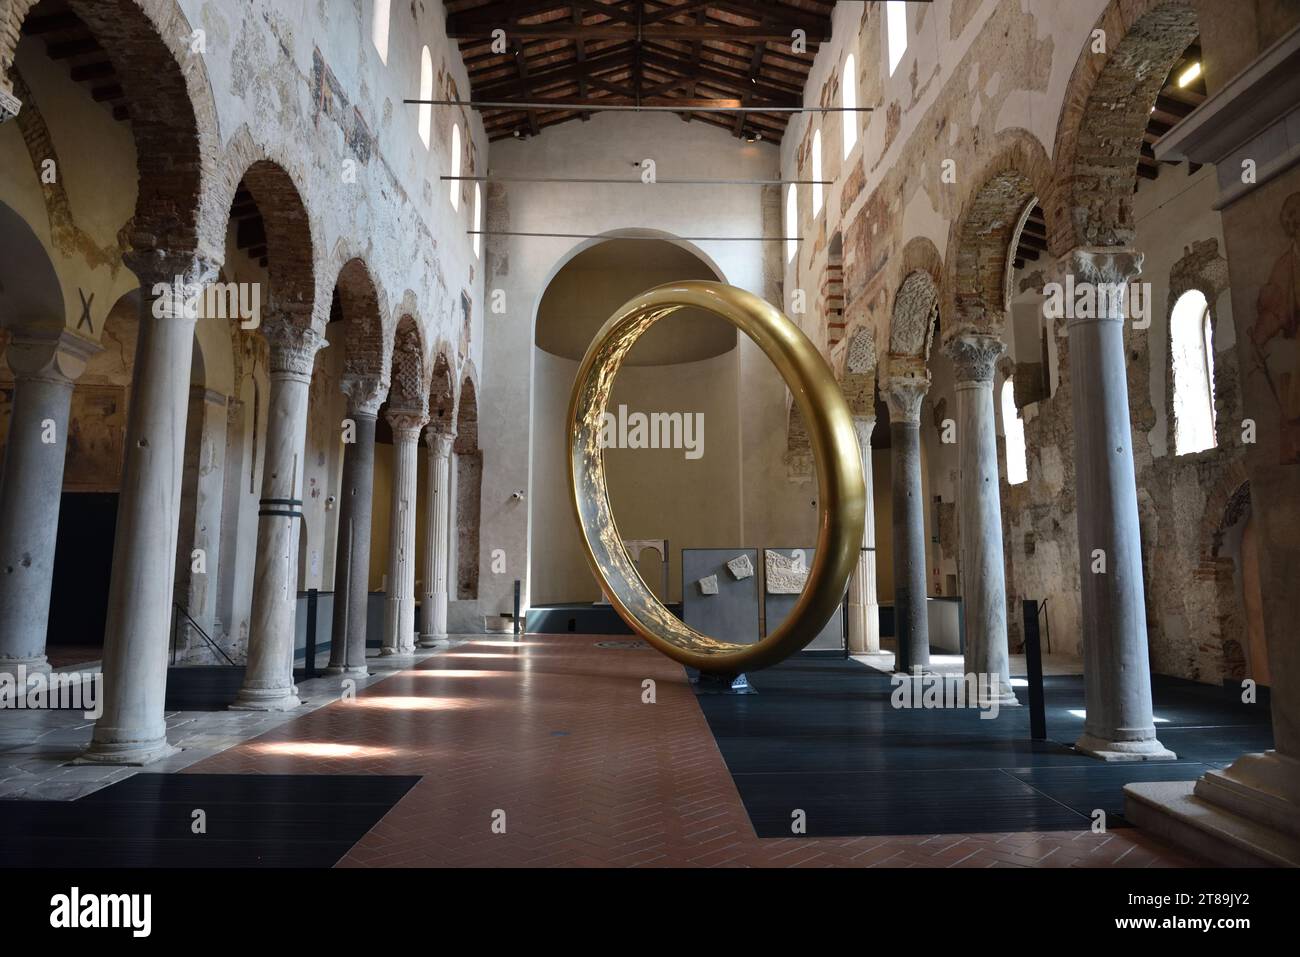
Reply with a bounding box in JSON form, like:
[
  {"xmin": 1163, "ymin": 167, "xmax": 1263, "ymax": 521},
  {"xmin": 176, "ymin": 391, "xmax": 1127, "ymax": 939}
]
[
  {"xmin": 852, "ymin": 415, "xmax": 876, "ymax": 453},
  {"xmin": 341, "ymin": 374, "xmax": 388, "ymax": 418},
  {"xmin": 5, "ymin": 328, "xmax": 102, "ymax": 386},
  {"xmin": 944, "ymin": 333, "xmax": 1005, "ymax": 384},
  {"xmin": 881, "ymin": 373, "xmax": 929, "ymax": 425},
  {"xmin": 0, "ymin": 85, "xmax": 21, "ymax": 124},
  {"xmin": 1061, "ymin": 247, "xmax": 1143, "ymax": 287},
  {"xmin": 125, "ymin": 251, "xmax": 221, "ymax": 301},
  {"xmin": 386, "ymin": 407, "xmax": 428, "ymax": 440},
  {"xmin": 427, "ymin": 429, "xmax": 456, "ymax": 459},
  {"xmin": 262, "ymin": 320, "xmax": 326, "ymax": 378}
]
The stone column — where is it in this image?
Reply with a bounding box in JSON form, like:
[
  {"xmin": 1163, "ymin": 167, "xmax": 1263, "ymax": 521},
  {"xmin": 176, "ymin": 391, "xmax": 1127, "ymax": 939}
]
[
  {"xmin": 1063, "ymin": 248, "xmax": 1172, "ymax": 760},
  {"xmin": 231, "ymin": 320, "xmax": 326, "ymax": 711},
  {"xmin": 0, "ymin": 329, "xmax": 101, "ymax": 677},
  {"xmin": 882, "ymin": 371, "xmax": 931, "ymax": 674},
  {"xmin": 946, "ymin": 333, "xmax": 1019, "ymax": 706},
  {"xmin": 846, "ymin": 415, "xmax": 880, "ymax": 654},
  {"xmin": 173, "ymin": 386, "xmax": 228, "ymax": 660},
  {"xmin": 381, "ymin": 409, "xmax": 426, "ymax": 655},
  {"xmin": 86, "ymin": 255, "xmax": 219, "ymax": 764},
  {"xmin": 325, "ymin": 376, "xmax": 386, "ymax": 676},
  {"xmin": 419, "ymin": 429, "xmax": 455, "ymax": 647}
]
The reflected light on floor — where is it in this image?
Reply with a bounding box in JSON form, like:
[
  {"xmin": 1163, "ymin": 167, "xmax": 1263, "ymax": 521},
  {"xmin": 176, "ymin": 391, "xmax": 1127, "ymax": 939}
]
[
  {"xmin": 469, "ymin": 640, "xmax": 541, "ymax": 648},
  {"xmin": 252, "ymin": 742, "xmax": 396, "ymax": 759},
  {"xmin": 411, "ymin": 669, "xmax": 513, "ymax": 679},
  {"xmin": 1068, "ymin": 708, "xmax": 1169, "ymax": 724},
  {"xmin": 351, "ymin": 696, "xmax": 478, "ymax": 711},
  {"xmin": 1010, "ymin": 678, "xmax": 1028, "ymax": 687},
  {"xmin": 444, "ymin": 652, "xmax": 520, "ymax": 659}
]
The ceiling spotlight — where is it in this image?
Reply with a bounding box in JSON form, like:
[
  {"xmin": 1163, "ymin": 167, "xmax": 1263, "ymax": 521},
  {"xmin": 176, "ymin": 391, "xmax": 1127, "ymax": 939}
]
[{"xmin": 1178, "ymin": 61, "xmax": 1202, "ymax": 88}]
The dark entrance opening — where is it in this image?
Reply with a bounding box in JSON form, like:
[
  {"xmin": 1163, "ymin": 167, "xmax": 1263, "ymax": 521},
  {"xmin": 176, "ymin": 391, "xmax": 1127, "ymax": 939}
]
[{"xmin": 47, "ymin": 492, "xmax": 117, "ymax": 657}]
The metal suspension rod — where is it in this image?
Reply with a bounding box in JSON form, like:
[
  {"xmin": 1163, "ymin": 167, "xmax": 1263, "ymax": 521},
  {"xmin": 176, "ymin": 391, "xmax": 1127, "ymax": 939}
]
[
  {"xmin": 405, "ymin": 98, "xmax": 873, "ymax": 113},
  {"xmin": 442, "ymin": 175, "xmax": 831, "ymax": 185},
  {"xmin": 468, "ymin": 230, "xmax": 799, "ymax": 242}
]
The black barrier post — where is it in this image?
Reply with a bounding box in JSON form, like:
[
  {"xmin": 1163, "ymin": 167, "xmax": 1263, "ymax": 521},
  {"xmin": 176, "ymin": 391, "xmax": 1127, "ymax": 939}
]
[
  {"xmin": 1022, "ymin": 599, "xmax": 1046, "ymax": 740},
  {"xmin": 513, "ymin": 579, "xmax": 522, "ymax": 639},
  {"xmin": 304, "ymin": 588, "xmax": 319, "ymax": 679}
]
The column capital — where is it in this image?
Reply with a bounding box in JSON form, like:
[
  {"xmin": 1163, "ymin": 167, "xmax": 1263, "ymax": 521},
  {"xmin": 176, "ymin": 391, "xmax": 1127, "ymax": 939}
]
[
  {"xmin": 5, "ymin": 328, "xmax": 102, "ymax": 385},
  {"xmin": 341, "ymin": 374, "xmax": 388, "ymax": 418},
  {"xmin": 262, "ymin": 320, "xmax": 327, "ymax": 378},
  {"xmin": 880, "ymin": 372, "xmax": 930, "ymax": 425},
  {"xmin": 851, "ymin": 414, "xmax": 876, "ymax": 451},
  {"xmin": 125, "ymin": 251, "xmax": 222, "ymax": 298},
  {"xmin": 386, "ymin": 407, "xmax": 428, "ymax": 440},
  {"xmin": 427, "ymin": 428, "xmax": 456, "ymax": 458},
  {"xmin": 943, "ymin": 333, "xmax": 1005, "ymax": 384},
  {"xmin": 0, "ymin": 85, "xmax": 22, "ymax": 124},
  {"xmin": 1058, "ymin": 246, "xmax": 1143, "ymax": 287},
  {"xmin": 1055, "ymin": 247, "xmax": 1145, "ymax": 326}
]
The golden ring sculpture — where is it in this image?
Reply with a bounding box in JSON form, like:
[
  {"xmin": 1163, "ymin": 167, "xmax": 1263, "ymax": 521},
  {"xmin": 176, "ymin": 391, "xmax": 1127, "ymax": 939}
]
[{"xmin": 567, "ymin": 280, "xmax": 866, "ymax": 674}]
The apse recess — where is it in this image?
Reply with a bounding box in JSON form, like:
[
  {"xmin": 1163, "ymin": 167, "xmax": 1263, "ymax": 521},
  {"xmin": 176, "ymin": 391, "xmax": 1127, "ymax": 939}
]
[{"xmin": 534, "ymin": 240, "xmax": 735, "ymax": 364}]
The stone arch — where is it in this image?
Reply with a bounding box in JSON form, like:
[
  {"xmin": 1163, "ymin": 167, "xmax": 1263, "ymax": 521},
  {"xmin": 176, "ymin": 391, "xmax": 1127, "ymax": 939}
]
[
  {"xmin": 1050, "ymin": 0, "xmax": 1199, "ymax": 250},
  {"xmin": 329, "ymin": 257, "xmax": 388, "ymax": 381},
  {"xmin": 942, "ymin": 130, "xmax": 1055, "ymax": 337},
  {"xmin": 2, "ymin": 0, "xmax": 221, "ymax": 263},
  {"xmin": 888, "ymin": 269, "xmax": 940, "ymax": 361},
  {"xmin": 426, "ymin": 347, "xmax": 454, "ymax": 432},
  {"xmin": 388, "ymin": 315, "xmax": 426, "ymax": 415},
  {"xmin": 453, "ymin": 370, "xmax": 481, "ymax": 601},
  {"xmin": 0, "ymin": 199, "xmax": 64, "ymax": 330},
  {"xmin": 1199, "ymin": 461, "xmax": 1250, "ymax": 562},
  {"xmin": 840, "ymin": 327, "xmax": 877, "ymax": 417},
  {"xmin": 221, "ymin": 149, "xmax": 317, "ymax": 327}
]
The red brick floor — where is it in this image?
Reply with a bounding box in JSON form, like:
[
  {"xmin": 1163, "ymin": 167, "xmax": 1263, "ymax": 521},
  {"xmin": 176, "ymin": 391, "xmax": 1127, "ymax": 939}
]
[{"xmin": 189, "ymin": 634, "xmax": 1200, "ymax": 868}]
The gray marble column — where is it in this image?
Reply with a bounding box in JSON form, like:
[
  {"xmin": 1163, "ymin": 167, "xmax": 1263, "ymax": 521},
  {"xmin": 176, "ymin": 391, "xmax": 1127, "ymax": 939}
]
[
  {"xmin": 1064, "ymin": 248, "xmax": 1172, "ymax": 760},
  {"xmin": 882, "ymin": 371, "xmax": 931, "ymax": 674},
  {"xmin": 419, "ymin": 429, "xmax": 455, "ymax": 647},
  {"xmin": 946, "ymin": 333, "xmax": 1018, "ymax": 706},
  {"xmin": 0, "ymin": 329, "xmax": 100, "ymax": 677},
  {"xmin": 173, "ymin": 386, "xmax": 228, "ymax": 659},
  {"xmin": 847, "ymin": 415, "xmax": 880, "ymax": 655},
  {"xmin": 231, "ymin": 320, "xmax": 326, "ymax": 711},
  {"xmin": 325, "ymin": 376, "xmax": 386, "ymax": 676},
  {"xmin": 382, "ymin": 409, "xmax": 426, "ymax": 655},
  {"xmin": 86, "ymin": 256, "xmax": 219, "ymax": 764}
]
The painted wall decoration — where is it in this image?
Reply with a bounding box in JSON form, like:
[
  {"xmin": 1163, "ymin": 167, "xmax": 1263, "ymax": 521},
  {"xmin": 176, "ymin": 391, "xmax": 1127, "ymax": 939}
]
[
  {"xmin": 64, "ymin": 385, "xmax": 126, "ymax": 492},
  {"xmin": 1252, "ymin": 191, "xmax": 1300, "ymax": 464}
]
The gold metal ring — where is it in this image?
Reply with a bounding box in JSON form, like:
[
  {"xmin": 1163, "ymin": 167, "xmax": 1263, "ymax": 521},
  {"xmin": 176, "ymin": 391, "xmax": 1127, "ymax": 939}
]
[{"xmin": 567, "ymin": 280, "xmax": 866, "ymax": 673}]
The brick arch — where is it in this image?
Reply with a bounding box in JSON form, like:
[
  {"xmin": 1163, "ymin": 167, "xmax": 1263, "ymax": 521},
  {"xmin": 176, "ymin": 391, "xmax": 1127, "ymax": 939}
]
[
  {"xmin": 1050, "ymin": 0, "xmax": 1199, "ymax": 250},
  {"xmin": 2, "ymin": 0, "xmax": 221, "ymax": 265},
  {"xmin": 454, "ymin": 364, "xmax": 479, "ymax": 453},
  {"xmin": 453, "ymin": 370, "xmax": 482, "ymax": 601},
  {"xmin": 330, "ymin": 256, "xmax": 388, "ymax": 382},
  {"xmin": 221, "ymin": 147, "xmax": 317, "ymax": 327},
  {"xmin": 888, "ymin": 269, "xmax": 940, "ymax": 360},
  {"xmin": 388, "ymin": 314, "xmax": 426, "ymax": 414},
  {"xmin": 1199, "ymin": 461, "xmax": 1250, "ymax": 561},
  {"xmin": 942, "ymin": 130, "xmax": 1054, "ymax": 337},
  {"xmin": 427, "ymin": 348, "xmax": 455, "ymax": 433}
]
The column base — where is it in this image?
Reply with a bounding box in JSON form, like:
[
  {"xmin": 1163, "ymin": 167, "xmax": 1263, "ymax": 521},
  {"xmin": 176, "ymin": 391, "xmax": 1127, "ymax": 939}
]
[
  {"xmin": 417, "ymin": 634, "xmax": 448, "ymax": 648},
  {"xmin": 1125, "ymin": 752, "xmax": 1300, "ymax": 866},
  {"xmin": 323, "ymin": 665, "xmax": 369, "ymax": 677},
  {"xmin": 0, "ymin": 655, "xmax": 51, "ymax": 679},
  {"xmin": 229, "ymin": 684, "xmax": 301, "ymax": 712},
  {"xmin": 378, "ymin": 646, "xmax": 399, "ymax": 657},
  {"xmin": 988, "ymin": 689, "xmax": 1022, "ymax": 707},
  {"xmin": 1075, "ymin": 731, "xmax": 1176, "ymax": 762},
  {"xmin": 77, "ymin": 736, "xmax": 179, "ymax": 766}
]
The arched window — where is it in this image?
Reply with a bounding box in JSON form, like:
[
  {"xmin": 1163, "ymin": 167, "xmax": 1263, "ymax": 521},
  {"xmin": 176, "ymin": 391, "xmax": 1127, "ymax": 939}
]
[
  {"xmin": 785, "ymin": 183, "xmax": 798, "ymax": 263},
  {"xmin": 811, "ymin": 130, "xmax": 823, "ymax": 217},
  {"xmin": 886, "ymin": 1, "xmax": 907, "ymax": 76},
  {"xmin": 450, "ymin": 123, "xmax": 462, "ymax": 210},
  {"xmin": 1002, "ymin": 379, "xmax": 1027, "ymax": 485},
  {"xmin": 842, "ymin": 53, "xmax": 858, "ymax": 158},
  {"xmin": 1171, "ymin": 289, "xmax": 1217, "ymax": 455},
  {"xmin": 418, "ymin": 47, "xmax": 433, "ymax": 148},
  {"xmin": 372, "ymin": 0, "xmax": 391, "ymax": 65},
  {"xmin": 473, "ymin": 183, "xmax": 482, "ymax": 257}
]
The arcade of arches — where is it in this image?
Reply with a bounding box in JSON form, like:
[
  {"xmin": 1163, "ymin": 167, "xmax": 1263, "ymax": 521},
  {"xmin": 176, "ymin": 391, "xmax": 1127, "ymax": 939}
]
[{"xmin": 0, "ymin": 0, "xmax": 1298, "ymax": 870}]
